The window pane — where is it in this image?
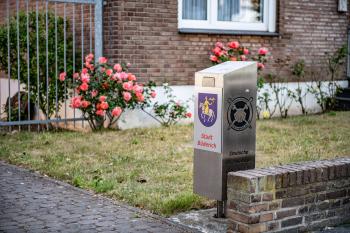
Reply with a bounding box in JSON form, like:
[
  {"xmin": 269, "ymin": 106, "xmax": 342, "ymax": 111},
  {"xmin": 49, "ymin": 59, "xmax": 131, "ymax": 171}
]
[
  {"xmin": 218, "ymin": 0, "xmax": 263, "ymax": 23},
  {"xmin": 182, "ymin": 0, "xmax": 207, "ymax": 20}
]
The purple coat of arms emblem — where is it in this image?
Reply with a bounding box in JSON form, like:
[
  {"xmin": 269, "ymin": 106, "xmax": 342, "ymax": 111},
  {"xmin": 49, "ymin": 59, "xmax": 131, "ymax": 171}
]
[{"xmin": 198, "ymin": 93, "xmax": 217, "ymax": 127}]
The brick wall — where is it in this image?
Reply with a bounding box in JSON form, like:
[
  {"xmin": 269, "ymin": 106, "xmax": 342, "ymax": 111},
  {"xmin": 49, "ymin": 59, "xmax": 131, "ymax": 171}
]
[
  {"xmin": 103, "ymin": 0, "xmax": 349, "ymax": 85},
  {"xmin": 1, "ymin": 1, "xmax": 348, "ymax": 85},
  {"xmin": 226, "ymin": 158, "xmax": 350, "ymax": 233}
]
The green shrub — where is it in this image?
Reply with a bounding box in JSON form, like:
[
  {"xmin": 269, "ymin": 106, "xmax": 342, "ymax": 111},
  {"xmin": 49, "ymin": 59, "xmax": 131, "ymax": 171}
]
[{"xmin": 0, "ymin": 11, "xmax": 80, "ymax": 119}]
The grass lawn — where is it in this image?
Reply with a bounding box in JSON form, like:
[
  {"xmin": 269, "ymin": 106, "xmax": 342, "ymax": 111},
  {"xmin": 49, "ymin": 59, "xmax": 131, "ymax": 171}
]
[{"xmin": 1, "ymin": 111, "xmax": 350, "ymax": 216}]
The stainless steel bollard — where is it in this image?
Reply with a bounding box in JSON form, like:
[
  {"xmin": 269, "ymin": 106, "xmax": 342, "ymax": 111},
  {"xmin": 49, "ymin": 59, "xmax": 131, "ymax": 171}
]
[{"xmin": 193, "ymin": 62, "xmax": 257, "ymax": 217}]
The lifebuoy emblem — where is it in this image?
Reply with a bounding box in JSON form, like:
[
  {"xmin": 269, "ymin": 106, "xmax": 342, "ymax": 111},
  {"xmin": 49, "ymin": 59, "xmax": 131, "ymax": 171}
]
[{"xmin": 227, "ymin": 97, "xmax": 253, "ymax": 131}]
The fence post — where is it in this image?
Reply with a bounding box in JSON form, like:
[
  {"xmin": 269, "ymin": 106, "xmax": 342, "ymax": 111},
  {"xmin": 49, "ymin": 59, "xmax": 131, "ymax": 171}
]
[{"xmin": 94, "ymin": 0, "xmax": 103, "ymax": 61}]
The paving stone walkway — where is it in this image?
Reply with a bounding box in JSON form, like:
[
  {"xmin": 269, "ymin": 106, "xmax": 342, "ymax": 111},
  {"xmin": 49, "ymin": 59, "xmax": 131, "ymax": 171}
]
[{"xmin": 0, "ymin": 161, "xmax": 193, "ymax": 233}]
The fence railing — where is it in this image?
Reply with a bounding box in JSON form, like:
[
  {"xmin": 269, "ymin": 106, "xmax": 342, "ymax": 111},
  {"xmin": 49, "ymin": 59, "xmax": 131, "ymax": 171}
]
[{"xmin": 0, "ymin": 0, "xmax": 103, "ymax": 131}]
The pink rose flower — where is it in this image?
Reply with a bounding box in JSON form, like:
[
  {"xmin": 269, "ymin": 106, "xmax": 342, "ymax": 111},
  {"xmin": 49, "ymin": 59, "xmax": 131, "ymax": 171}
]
[
  {"xmin": 85, "ymin": 57, "xmax": 92, "ymax": 64},
  {"xmin": 136, "ymin": 92, "xmax": 144, "ymax": 102},
  {"xmin": 73, "ymin": 72, "xmax": 80, "ymax": 79},
  {"xmin": 85, "ymin": 62, "xmax": 92, "ymax": 69},
  {"xmin": 81, "ymin": 68, "xmax": 88, "ymax": 74},
  {"xmin": 258, "ymin": 63, "xmax": 265, "ymax": 70},
  {"xmin": 81, "ymin": 73, "xmax": 90, "ymax": 83},
  {"xmin": 122, "ymin": 81, "xmax": 133, "ymax": 91},
  {"xmin": 85, "ymin": 62, "xmax": 94, "ymax": 71},
  {"xmin": 112, "ymin": 107, "xmax": 122, "ymax": 117},
  {"xmin": 132, "ymin": 84, "xmax": 143, "ymax": 93},
  {"xmin": 113, "ymin": 63, "xmax": 122, "ymax": 72},
  {"xmin": 111, "ymin": 74, "xmax": 116, "ymax": 81},
  {"xmin": 85, "ymin": 53, "xmax": 94, "ymax": 63},
  {"xmin": 219, "ymin": 51, "xmax": 225, "ymax": 57},
  {"xmin": 99, "ymin": 96, "xmax": 107, "ymax": 102},
  {"xmin": 91, "ymin": 90, "xmax": 98, "ymax": 98},
  {"xmin": 127, "ymin": 62, "xmax": 131, "ymax": 67},
  {"xmin": 151, "ymin": 91, "xmax": 156, "ymax": 98},
  {"xmin": 123, "ymin": 92, "xmax": 132, "ymax": 102},
  {"xmin": 80, "ymin": 82, "xmax": 89, "ymax": 92},
  {"xmin": 100, "ymin": 101, "xmax": 109, "ymax": 110},
  {"xmin": 100, "ymin": 67, "xmax": 106, "ymax": 73},
  {"xmin": 128, "ymin": 73, "xmax": 137, "ymax": 81},
  {"xmin": 106, "ymin": 69, "xmax": 113, "ymax": 77},
  {"xmin": 240, "ymin": 55, "xmax": 247, "ymax": 61},
  {"xmin": 212, "ymin": 47, "xmax": 222, "ymax": 56},
  {"xmin": 59, "ymin": 72, "xmax": 66, "ymax": 82},
  {"xmin": 81, "ymin": 100, "xmax": 90, "ymax": 109},
  {"xmin": 88, "ymin": 64, "xmax": 94, "ymax": 71},
  {"xmin": 185, "ymin": 112, "xmax": 192, "ymax": 118},
  {"xmin": 120, "ymin": 72, "xmax": 128, "ymax": 80},
  {"xmin": 215, "ymin": 42, "xmax": 224, "ymax": 48},
  {"xmin": 98, "ymin": 57, "xmax": 108, "ymax": 64},
  {"xmin": 243, "ymin": 48, "xmax": 249, "ymax": 55},
  {"xmin": 70, "ymin": 96, "xmax": 82, "ymax": 108},
  {"xmin": 210, "ymin": 55, "xmax": 218, "ymax": 62},
  {"xmin": 96, "ymin": 109, "xmax": 105, "ymax": 116},
  {"xmin": 258, "ymin": 47, "xmax": 268, "ymax": 55},
  {"xmin": 228, "ymin": 41, "xmax": 240, "ymax": 49}
]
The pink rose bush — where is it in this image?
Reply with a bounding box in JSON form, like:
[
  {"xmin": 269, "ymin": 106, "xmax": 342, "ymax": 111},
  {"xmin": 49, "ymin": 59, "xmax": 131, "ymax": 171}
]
[
  {"xmin": 210, "ymin": 41, "xmax": 268, "ymax": 73},
  {"xmin": 210, "ymin": 41, "xmax": 271, "ymax": 119},
  {"xmin": 60, "ymin": 54, "xmax": 155, "ymax": 130}
]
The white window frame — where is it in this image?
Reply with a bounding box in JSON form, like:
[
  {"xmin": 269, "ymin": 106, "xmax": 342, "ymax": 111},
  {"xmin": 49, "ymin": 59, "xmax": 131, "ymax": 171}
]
[{"xmin": 178, "ymin": 0, "xmax": 276, "ymax": 33}]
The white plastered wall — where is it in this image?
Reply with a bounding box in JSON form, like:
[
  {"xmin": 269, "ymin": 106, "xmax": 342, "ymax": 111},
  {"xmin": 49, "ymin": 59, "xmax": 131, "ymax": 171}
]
[{"xmin": 0, "ymin": 78, "xmax": 348, "ymax": 130}]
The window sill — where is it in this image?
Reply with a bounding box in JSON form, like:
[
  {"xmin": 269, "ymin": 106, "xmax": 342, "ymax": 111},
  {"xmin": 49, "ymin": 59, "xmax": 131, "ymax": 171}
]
[{"xmin": 178, "ymin": 28, "xmax": 279, "ymax": 37}]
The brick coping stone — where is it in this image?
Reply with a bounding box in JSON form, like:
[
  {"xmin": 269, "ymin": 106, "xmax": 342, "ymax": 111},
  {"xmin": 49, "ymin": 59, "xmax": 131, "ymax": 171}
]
[{"xmin": 227, "ymin": 157, "xmax": 350, "ymax": 233}]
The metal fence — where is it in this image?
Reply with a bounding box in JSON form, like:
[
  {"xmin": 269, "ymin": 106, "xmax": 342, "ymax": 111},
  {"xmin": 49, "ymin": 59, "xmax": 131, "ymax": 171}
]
[
  {"xmin": 0, "ymin": 0, "xmax": 103, "ymax": 131},
  {"xmin": 347, "ymin": 28, "xmax": 350, "ymax": 78}
]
